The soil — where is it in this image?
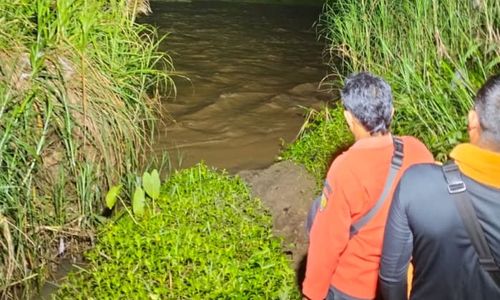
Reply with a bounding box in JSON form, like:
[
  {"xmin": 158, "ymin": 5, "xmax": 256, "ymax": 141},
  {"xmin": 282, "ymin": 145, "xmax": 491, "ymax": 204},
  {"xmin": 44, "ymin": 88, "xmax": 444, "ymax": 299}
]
[{"xmin": 238, "ymin": 160, "xmax": 317, "ymax": 286}]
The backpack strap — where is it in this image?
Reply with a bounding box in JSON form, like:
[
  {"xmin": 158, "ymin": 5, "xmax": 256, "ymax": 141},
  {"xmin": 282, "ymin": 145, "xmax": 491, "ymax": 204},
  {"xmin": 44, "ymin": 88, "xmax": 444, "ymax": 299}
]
[
  {"xmin": 442, "ymin": 161, "xmax": 500, "ymax": 287},
  {"xmin": 349, "ymin": 136, "xmax": 404, "ymax": 239}
]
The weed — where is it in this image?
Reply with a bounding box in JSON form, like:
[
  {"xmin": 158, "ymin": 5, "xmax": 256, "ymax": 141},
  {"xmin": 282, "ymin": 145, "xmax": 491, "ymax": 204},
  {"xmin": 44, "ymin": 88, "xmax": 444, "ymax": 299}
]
[{"xmin": 55, "ymin": 164, "xmax": 299, "ymax": 299}]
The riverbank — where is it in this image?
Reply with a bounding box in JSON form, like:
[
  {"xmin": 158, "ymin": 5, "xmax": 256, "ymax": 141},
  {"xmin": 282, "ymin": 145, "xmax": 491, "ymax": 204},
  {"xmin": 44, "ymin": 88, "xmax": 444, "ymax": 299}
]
[
  {"xmin": 52, "ymin": 164, "xmax": 302, "ymax": 299},
  {"xmin": 34, "ymin": 160, "xmax": 319, "ymax": 299}
]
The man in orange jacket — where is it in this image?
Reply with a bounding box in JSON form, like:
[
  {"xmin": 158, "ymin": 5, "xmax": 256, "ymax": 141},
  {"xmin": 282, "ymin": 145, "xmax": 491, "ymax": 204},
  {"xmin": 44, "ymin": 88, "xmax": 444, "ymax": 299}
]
[{"xmin": 303, "ymin": 72, "xmax": 433, "ymax": 300}]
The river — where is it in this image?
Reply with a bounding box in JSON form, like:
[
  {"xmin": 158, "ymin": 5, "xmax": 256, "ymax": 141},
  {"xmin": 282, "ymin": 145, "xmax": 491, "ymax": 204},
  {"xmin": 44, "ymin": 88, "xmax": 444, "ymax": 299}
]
[
  {"xmin": 32, "ymin": 3, "xmax": 327, "ymax": 298},
  {"xmin": 144, "ymin": 1, "xmax": 329, "ymax": 172}
]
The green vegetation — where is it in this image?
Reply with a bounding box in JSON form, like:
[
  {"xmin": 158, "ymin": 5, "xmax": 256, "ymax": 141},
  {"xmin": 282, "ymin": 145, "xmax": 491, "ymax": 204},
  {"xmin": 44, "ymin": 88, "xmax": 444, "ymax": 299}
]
[
  {"xmin": 281, "ymin": 105, "xmax": 353, "ymax": 183},
  {"xmin": 105, "ymin": 169, "xmax": 162, "ymax": 219},
  {"xmin": 0, "ymin": 0, "xmax": 172, "ymax": 297},
  {"xmin": 55, "ymin": 164, "xmax": 299, "ymax": 299},
  {"xmin": 4, "ymin": 0, "xmax": 494, "ymax": 298},
  {"xmin": 284, "ymin": 0, "xmax": 498, "ymax": 181},
  {"xmin": 320, "ymin": 0, "xmax": 499, "ymax": 161}
]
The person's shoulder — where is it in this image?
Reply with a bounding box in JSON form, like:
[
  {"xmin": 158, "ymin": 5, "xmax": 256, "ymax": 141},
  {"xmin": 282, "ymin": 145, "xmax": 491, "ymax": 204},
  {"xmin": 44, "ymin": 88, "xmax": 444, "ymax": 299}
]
[
  {"xmin": 399, "ymin": 135, "xmax": 434, "ymax": 161},
  {"xmin": 326, "ymin": 150, "xmax": 352, "ymax": 178},
  {"xmin": 400, "ymin": 136, "xmax": 430, "ymax": 151},
  {"xmin": 400, "ymin": 163, "xmax": 444, "ymax": 187},
  {"xmin": 396, "ymin": 163, "xmax": 450, "ymax": 211},
  {"xmin": 403, "ymin": 162, "xmax": 442, "ymax": 176}
]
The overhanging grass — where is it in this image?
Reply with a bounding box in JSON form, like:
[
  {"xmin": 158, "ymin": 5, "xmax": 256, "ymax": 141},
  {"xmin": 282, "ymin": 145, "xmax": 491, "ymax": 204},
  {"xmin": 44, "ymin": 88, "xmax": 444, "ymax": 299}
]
[
  {"xmin": 0, "ymin": 0, "xmax": 173, "ymax": 297},
  {"xmin": 55, "ymin": 164, "xmax": 300, "ymax": 299}
]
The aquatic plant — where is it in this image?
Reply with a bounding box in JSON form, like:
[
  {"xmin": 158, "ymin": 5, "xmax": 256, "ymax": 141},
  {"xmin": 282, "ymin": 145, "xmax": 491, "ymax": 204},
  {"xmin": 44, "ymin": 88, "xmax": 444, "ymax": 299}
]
[
  {"xmin": 55, "ymin": 164, "xmax": 299, "ymax": 299},
  {"xmin": 0, "ymin": 0, "xmax": 173, "ymax": 297},
  {"xmin": 320, "ymin": 0, "xmax": 499, "ymax": 161},
  {"xmin": 105, "ymin": 169, "xmax": 161, "ymax": 219}
]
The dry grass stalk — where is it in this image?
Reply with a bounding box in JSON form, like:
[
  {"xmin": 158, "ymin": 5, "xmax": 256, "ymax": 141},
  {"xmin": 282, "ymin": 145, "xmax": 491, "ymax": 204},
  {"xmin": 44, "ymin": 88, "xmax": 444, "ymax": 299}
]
[
  {"xmin": 0, "ymin": 214, "xmax": 15, "ymax": 285},
  {"xmin": 128, "ymin": 0, "xmax": 152, "ymax": 16}
]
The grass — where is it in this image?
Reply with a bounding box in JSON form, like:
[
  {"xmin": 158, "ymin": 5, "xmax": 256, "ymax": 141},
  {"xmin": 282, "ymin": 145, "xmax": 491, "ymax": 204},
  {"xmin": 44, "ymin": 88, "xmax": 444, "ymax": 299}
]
[
  {"xmin": 0, "ymin": 0, "xmax": 173, "ymax": 298},
  {"xmin": 54, "ymin": 164, "xmax": 300, "ymax": 299},
  {"xmin": 319, "ymin": 0, "xmax": 499, "ymax": 161},
  {"xmin": 283, "ymin": 0, "xmax": 498, "ymax": 183},
  {"xmin": 281, "ymin": 105, "xmax": 353, "ymax": 185}
]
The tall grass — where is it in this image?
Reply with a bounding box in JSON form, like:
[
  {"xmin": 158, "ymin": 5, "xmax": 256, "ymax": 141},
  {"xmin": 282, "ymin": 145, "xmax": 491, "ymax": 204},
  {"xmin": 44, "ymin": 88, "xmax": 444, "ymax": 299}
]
[
  {"xmin": 0, "ymin": 0, "xmax": 173, "ymax": 298},
  {"xmin": 320, "ymin": 0, "xmax": 499, "ymax": 160}
]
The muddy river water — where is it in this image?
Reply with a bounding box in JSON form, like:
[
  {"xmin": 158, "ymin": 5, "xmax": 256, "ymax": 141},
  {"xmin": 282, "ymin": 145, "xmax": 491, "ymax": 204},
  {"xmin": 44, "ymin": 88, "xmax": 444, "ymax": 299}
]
[{"xmin": 144, "ymin": 1, "xmax": 329, "ymax": 172}]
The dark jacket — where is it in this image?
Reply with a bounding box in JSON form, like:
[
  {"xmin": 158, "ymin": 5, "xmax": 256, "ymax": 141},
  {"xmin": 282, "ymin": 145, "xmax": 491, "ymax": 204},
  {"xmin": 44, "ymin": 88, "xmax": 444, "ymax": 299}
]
[{"xmin": 379, "ymin": 163, "xmax": 500, "ymax": 300}]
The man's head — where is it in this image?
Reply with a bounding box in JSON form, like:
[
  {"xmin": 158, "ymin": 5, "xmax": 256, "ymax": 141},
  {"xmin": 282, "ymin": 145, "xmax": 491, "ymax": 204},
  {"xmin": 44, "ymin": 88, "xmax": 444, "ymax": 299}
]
[
  {"xmin": 468, "ymin": 73, "xmax": 500, "ymax": 151},
  {"xmin": 341, "ymin": 72, "xmax": 394, "ymax": 140}
]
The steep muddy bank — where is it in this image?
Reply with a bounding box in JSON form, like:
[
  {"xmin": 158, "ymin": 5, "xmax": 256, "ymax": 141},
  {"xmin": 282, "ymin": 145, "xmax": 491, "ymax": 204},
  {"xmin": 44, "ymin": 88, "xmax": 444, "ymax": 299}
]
[{"xmin": 239, "ymin": 161, "xmax": 316, "ymax": 276}]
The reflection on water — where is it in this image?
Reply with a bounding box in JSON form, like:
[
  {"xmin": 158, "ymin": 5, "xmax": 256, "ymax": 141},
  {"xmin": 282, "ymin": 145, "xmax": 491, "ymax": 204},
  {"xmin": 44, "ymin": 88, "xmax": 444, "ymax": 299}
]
[{"xmin": 144, "ymin": 1, "xmax": 329, "ymax": 172}]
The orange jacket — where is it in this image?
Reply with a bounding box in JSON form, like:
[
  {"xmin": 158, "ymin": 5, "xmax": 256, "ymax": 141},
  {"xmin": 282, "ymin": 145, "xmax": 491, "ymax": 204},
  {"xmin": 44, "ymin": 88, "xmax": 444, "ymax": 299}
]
[{"xmin": 303, "ymin": 135, "xmax": 433, "ymax": 300}]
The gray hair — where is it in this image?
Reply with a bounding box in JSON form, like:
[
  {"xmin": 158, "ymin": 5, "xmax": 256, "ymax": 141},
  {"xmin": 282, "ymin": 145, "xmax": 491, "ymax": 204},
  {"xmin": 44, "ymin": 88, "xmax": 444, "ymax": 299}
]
[
  {"xmin": 475, "ymin": 73, "xmax": 500, "ymax": 145},
  {"xmin": 341, "ymin": 72, "xmax": 393, "ymax": 135}
]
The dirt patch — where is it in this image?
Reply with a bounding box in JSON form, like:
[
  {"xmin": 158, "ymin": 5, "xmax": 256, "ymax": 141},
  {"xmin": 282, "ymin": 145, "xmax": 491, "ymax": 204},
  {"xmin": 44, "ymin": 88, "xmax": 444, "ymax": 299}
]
[{"xmin": 238, "ymin": 161, "xmax": 317, "ymax": 274}]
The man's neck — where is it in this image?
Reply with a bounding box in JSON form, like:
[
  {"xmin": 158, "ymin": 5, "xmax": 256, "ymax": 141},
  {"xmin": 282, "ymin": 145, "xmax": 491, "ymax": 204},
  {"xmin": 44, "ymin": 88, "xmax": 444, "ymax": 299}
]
[
  {"xmin": 476, "ymin": 139, "xmax": 500, "ymax": 153},
  {"xmin": 354, "ymin": 131, "xmax": 389, "ymax": 142},
  {"xmin": 470, "ymin": 134, "xmax": 500, "ymax": 153}
]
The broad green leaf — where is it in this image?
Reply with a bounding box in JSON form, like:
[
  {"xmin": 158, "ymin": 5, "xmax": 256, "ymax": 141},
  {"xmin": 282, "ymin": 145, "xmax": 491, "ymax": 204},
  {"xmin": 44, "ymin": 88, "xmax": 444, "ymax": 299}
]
[
  {"xmin": 132, "ymin": 186, "xmax": 145, "ymax": 217},
  {"xmin": 105, "ymin": 185, "xmax": 122, "ymax": 209},
  {"xmin": 143, "ymin": 169, "xmax": 161, "ymax": 200}
]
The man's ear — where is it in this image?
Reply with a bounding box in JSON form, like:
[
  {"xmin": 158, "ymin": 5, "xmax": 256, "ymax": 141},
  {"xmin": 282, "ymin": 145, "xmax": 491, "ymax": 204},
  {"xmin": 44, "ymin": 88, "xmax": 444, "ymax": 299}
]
[
  {"xmin": 344, "ymin": 110, "xmax": 354, "ymax": 130},
  {"xmin": 468, "ymin": 109, "xmax": 481, "ymax": 144},
  {"xmin": 468, "ymin": 109, "xmax": 480, "ymax": 129}
]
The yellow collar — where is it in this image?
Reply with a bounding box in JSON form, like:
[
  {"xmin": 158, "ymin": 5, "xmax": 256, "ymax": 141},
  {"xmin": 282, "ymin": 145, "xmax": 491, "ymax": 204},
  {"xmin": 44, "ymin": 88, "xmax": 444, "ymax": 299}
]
[{"xmin": 450, "ymin": 143, "xmax": 500, "ymax": 188}]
